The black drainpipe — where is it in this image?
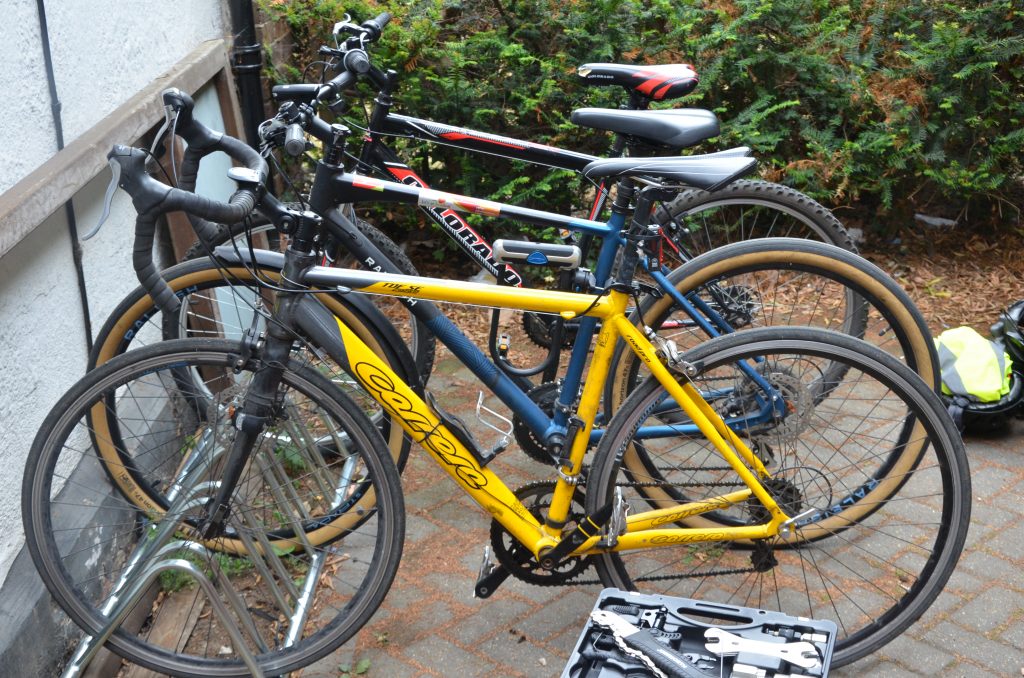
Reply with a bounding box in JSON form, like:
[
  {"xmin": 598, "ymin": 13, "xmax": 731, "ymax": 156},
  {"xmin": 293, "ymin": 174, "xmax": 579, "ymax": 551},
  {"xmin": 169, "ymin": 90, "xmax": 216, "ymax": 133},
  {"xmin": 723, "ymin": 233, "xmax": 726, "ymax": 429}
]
[
  {"xmin": 229, "ymin": 0, "xmax": 266, "ymax": 146},
  {"xmin": 36, "ymin": 0, "xmax": 93, "ymax": 354}
]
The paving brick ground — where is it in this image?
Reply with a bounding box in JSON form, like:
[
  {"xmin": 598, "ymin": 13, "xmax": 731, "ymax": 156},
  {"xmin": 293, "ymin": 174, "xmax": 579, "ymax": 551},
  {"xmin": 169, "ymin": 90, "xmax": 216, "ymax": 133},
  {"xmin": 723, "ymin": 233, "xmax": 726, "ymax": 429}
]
[{"xmin": 291, "ymin": 354, "xmax": 1024, "ymax": 678}]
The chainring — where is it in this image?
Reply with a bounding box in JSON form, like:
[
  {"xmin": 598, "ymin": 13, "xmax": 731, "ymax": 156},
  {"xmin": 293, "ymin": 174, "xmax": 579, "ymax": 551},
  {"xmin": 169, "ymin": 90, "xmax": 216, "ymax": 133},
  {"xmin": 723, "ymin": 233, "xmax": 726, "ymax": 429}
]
[
  {"xmin": 512, "ymin": 382, "xmax": 562, "ymax": 464},
  {"xmin": 489, "ymin": 481, "xmax": 591, "ymax": 586}
]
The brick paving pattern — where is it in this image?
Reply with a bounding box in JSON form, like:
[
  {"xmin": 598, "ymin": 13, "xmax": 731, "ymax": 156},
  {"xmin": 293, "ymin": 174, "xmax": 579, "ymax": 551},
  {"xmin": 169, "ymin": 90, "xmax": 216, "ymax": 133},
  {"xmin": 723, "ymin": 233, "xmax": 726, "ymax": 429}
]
[
  {"xmin": 288, "ymin": 354, "xmax": 1024, "ymax": 678},
  {"xmin": 57, "ymin": 348, "xmax": 1015, "ymax": 677}
]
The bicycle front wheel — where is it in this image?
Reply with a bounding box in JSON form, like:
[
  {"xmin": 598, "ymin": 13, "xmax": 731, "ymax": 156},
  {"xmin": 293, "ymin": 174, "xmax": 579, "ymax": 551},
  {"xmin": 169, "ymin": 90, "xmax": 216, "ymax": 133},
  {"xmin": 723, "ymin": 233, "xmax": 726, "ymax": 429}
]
[
  {"xmin": 23, "ymin": 339, "xmax": 404, "ymax": 677},
  {"xmin": 587, "ymin": 327, "xmax": 970, "ymax": 668}
]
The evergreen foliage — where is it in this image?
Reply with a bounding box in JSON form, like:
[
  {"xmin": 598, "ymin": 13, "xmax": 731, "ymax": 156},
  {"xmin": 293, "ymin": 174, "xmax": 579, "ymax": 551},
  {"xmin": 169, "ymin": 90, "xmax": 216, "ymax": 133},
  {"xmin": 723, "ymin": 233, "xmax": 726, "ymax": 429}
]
[{"xmin": 259, "ymin": 0, "xmax": 1024, "ymax": 237}]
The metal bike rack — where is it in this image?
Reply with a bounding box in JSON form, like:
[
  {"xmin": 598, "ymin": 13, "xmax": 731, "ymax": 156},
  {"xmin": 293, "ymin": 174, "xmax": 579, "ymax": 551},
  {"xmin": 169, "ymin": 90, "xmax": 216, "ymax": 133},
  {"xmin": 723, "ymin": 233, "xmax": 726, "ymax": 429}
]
[
  {"xmin": 61, "ymin": 399, "xmax": 355, "ymax": 677},
  {"xmin": 59, "ymin": 435, "xmax": 272, "ymax": 677}
]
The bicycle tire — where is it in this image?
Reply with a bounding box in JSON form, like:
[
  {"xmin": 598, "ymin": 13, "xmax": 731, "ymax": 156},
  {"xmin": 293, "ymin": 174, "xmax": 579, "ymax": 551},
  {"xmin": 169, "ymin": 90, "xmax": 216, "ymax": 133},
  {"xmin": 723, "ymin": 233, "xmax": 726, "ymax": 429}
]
[
  {"xmin": 519, "ymin": 180, "xmax": 855, "ymax": 351},
  {"xmin": 24, "ymin": 338, "xmax": 405, "ymax": 677},
  {"xmin": 608, "ymin": 238, "xmax": 939, "ymax": 414},
  {"xmin": 183, "ymin": 210, "xmax": 436, "ymax": 382},
  {"xmin": 586, "ymin": 327, "xmax": 970, "ymax": 668},
  {"xmin": 655, "ymin": 179, "xmax": 856, "ymax": 262},
  {"xmin": 88, "ymin": 257, "xmax": 414, "ymax": 521}
]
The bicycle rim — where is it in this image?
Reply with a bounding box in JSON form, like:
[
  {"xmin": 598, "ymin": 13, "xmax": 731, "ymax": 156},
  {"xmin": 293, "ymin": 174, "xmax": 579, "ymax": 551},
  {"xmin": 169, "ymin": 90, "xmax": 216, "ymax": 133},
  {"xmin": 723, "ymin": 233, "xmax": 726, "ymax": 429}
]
[
  {"xmin": 24, "ymin": 339, "xmax": 404, "ymax": 676},
  {"xmin": 588, "ymin": 327, "xmax": 970, "ymax": 667}
]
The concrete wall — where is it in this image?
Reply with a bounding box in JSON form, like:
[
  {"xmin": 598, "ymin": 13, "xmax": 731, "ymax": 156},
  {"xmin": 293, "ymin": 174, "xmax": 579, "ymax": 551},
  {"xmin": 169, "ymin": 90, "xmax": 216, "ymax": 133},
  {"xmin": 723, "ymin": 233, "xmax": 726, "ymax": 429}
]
[
  {"xmin": 0, "ymin": 0, "xmax": 227, "ymax": 194},
  {"xmin": 0, "ymin": 0, "xmax": 228, "ymax": 594}
]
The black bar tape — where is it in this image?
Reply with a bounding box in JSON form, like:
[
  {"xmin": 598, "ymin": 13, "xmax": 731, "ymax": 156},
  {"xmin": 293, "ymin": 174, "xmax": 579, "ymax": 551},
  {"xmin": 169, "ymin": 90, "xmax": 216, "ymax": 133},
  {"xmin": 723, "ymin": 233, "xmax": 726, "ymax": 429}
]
[{"xmin": 133, "ymin": 213, "xmax": 181, "ymax": 315}]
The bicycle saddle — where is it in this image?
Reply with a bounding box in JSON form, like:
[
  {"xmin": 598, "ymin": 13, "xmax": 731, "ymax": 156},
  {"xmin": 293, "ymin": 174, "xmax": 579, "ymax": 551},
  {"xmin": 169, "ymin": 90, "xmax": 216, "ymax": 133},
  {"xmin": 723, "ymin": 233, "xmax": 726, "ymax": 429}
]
[
  {"xmin": 571, "ymin": 108, "xmax": 720, "ymax": 149},
  {"xmin": 580, "ymin": 150, "xmax": 757, "ymax": 192},
  {"xmin": 577, "ymin": 63, "xmax": 699, "ymax": 101}
]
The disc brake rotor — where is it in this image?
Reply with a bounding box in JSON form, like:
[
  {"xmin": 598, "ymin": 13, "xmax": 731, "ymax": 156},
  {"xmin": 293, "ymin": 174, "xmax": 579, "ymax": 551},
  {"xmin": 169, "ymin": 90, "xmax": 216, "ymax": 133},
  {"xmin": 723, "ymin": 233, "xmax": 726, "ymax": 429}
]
[{"xmin": 733, "ymin": 363, "xmax": 814, "ymax": 444}]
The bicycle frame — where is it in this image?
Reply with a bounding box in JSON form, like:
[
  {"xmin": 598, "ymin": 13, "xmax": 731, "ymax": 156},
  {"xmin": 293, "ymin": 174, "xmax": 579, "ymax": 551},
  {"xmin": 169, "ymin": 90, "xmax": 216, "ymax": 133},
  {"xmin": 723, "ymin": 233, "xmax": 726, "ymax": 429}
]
[
  {"xmin": 290, "ymin": 258, "xmax": 789, "ymax": 558},
  {"xmin": 305, "ymin": 171, "xmax": 778, "ymax": 441},
  {"xmin": 358, "ymin": 107, "xmax": 617, "ymax": 287}
]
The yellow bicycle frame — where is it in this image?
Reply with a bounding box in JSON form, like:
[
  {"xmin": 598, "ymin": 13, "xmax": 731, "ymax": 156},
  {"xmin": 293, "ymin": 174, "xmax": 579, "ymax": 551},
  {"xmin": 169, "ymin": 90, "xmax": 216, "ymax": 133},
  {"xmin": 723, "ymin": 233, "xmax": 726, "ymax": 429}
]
[{"xmin": 325, "ymin": 275, "xmax": 791, "ymax": 560}]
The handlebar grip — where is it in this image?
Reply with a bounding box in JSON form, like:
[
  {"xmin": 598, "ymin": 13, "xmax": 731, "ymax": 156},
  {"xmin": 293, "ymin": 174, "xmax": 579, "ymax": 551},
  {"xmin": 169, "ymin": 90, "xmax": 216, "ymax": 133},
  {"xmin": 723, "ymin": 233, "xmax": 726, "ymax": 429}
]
[
  {"xmin": 344, "ymin": 49, "xmax": 371, "ymax": 75},
  {"xmin": 109, "ymin": 144, "xmax": 262, "ymax": 312},
  {"xmin": 317, "ymin": 69, "xmax": 356, "ymax": 102},
  {"xmin": 364, "ymin": 12, "xmax": 391, "ymax": 39}
]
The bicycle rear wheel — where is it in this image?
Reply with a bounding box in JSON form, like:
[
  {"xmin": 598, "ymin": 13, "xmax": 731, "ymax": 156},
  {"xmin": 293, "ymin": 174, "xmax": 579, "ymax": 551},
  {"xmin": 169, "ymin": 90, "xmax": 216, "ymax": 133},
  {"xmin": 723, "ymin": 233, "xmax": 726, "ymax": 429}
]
[
  {"xmin": 24, "ymin": 339, "xmax": 404, "ymax": 677},
  {"xmin": 655, "ymin": 180, "xmax": 855, "ymax": 263},
  {"xmin": 587, "ymin": 327, "xmax": 970, "ymax": 667}
]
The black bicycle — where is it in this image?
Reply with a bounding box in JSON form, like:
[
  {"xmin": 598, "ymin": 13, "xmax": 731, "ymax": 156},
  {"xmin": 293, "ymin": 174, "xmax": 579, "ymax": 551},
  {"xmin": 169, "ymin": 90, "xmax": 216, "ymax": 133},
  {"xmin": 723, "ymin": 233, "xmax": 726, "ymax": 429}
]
[{"xmin": 190, "ymin": 12, "xmax": 855, "ymax": 377}]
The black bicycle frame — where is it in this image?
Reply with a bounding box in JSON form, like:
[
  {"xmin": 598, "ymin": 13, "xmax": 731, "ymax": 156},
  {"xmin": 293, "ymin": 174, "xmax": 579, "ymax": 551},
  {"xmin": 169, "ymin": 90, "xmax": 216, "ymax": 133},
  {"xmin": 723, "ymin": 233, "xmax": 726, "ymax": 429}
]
[{"xmin": 349, "ymin": 69, "xmax": 638, "ymax": 287}]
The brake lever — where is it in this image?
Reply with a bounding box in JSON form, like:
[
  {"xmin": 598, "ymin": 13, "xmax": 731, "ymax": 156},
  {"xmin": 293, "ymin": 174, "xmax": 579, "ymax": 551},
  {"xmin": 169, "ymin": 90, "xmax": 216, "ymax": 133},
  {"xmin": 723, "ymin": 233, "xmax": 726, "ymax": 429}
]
[
  {"xmin": 148, "ymin": 100, "xmax": 175, "ymax": 160},
  {"xmin": 332, "ymin": 14, "xmax": 359, "ymax": 42},
  {"xmin": 81, "ymin": 158, "xmax": 122, "ymax": 240}
]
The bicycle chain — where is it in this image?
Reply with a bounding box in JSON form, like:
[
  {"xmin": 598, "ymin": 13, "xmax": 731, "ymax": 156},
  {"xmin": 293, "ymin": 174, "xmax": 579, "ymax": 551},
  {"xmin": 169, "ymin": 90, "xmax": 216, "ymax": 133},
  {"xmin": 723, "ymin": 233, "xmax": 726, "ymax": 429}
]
[{"xmin": 603, "ymin": 628, "xmax": 667, "ymax": 678}]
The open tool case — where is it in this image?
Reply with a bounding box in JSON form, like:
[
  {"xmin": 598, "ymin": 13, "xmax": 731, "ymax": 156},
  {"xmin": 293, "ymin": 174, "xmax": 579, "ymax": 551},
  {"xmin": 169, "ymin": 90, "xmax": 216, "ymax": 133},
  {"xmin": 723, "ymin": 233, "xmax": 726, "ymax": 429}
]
[{"xmin": 561, "ymin": 588, "xmax": 837, "ymax": 678}]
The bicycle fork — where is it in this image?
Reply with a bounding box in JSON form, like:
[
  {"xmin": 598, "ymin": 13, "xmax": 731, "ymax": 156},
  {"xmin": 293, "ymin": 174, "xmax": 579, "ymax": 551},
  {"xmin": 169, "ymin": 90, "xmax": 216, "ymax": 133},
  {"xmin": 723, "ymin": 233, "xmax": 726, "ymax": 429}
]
[{"xmin": 198, "ymin": 254, "xmax": 314, "ymax": 539}]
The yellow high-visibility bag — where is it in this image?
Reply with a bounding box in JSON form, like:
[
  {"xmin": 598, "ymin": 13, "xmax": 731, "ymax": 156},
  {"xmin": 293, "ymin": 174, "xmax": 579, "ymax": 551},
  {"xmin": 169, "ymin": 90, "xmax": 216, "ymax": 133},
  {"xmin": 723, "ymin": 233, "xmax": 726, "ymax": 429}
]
[{"xmin": 934, "ymin": 326, "xmax": 1011, "ymax": 403}]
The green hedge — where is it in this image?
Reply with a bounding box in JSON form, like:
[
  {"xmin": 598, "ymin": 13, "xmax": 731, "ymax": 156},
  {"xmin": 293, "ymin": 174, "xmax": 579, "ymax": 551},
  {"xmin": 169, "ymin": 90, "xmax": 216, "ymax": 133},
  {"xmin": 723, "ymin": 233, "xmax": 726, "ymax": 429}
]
[{"xmin": 260, "ymin": 0, "xmax": 1024, "ymax": 238}]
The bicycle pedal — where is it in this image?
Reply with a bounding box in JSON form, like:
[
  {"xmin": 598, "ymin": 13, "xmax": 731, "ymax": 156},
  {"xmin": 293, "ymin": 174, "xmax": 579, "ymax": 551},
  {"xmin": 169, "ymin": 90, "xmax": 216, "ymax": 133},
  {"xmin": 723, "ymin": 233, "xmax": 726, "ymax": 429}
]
[{"xmin": 425, "ymin": 392, "xmax": 488, "ymax": 465}]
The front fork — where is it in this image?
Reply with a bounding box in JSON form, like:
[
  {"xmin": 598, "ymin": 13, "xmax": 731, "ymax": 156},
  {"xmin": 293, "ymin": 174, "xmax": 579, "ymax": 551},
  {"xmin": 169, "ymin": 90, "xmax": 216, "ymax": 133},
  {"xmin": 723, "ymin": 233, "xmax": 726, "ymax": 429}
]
[{"xmin": 198, "ymin": 252, "xmax": 315, "ymax": 538}]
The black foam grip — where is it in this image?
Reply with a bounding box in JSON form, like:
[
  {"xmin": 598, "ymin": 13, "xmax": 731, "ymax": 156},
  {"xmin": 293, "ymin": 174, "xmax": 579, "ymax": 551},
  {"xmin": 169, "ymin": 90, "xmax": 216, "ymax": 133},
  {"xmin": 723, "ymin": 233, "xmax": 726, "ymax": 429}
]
[
  {"xmin": 317, "ymin": 69, "xmax": 355, "ymax": 101},
  {"xmin": 345, "ymin": 49, "xmax": 371, "ymax": 74}
]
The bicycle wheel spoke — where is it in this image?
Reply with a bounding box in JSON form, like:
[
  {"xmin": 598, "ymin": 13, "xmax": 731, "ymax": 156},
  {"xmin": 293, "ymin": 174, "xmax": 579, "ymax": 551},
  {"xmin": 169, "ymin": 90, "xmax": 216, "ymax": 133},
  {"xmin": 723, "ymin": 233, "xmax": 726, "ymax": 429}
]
[{"xmin": 590, "ymin": 328, "xmax": 969, "ymax": 668}]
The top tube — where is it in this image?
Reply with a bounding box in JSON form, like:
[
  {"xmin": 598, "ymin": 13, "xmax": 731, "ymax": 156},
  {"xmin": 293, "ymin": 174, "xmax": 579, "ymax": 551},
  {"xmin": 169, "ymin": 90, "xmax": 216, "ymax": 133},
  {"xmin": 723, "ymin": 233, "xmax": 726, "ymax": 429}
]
[{"xmin": 318, "ymin": 172, "xmax": 618, "ymax": 240}]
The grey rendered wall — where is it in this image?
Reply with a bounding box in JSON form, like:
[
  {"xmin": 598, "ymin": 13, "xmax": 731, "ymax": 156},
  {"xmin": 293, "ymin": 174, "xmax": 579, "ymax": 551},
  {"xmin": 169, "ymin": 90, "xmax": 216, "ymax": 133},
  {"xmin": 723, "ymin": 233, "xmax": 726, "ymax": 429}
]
[{"xmin": 0, "ymin": 5, "xmax": 230, "ymax": 669}]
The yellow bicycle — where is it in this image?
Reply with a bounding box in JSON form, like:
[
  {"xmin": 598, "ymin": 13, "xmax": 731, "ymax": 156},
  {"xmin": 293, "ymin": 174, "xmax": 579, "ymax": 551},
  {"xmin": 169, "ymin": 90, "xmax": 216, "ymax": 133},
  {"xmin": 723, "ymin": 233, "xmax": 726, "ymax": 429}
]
[{"xmin": 23, "ymin": 138, "xmax": 969, "ymax": 676}]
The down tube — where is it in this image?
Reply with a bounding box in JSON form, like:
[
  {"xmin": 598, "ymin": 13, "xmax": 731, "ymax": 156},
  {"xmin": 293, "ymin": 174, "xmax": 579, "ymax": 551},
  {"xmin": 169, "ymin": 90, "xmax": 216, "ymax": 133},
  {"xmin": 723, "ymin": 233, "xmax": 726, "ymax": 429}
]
[{"xmin": 293, "ymin": 295, "xmax": 552, "ymax": 553}]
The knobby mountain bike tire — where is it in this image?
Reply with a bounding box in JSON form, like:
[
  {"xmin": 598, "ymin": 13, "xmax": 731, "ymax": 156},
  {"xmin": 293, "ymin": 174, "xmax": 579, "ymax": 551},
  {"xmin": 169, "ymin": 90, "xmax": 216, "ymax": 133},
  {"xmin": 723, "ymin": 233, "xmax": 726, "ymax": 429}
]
[
  {"xmin": 655, "ymin": 179, "xmax": 856, "ymax": 262},
  {"xmin": 587, "ymin": 327, "xmax": 970, "ymax": 668},
  {"xmin": 183, "ymin": 211, "xmax": 436, "ymax": 382},
  {"xmin": 607, "ymin": 237, "xmax": 939, "ymax": 416},
  {"xmin": 88, "ymin": 258, "xmax": 414, "ymax": 523},
  {"xmin": 23, "ymin": 338, "xmax": 405, "ymax": 677}
]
